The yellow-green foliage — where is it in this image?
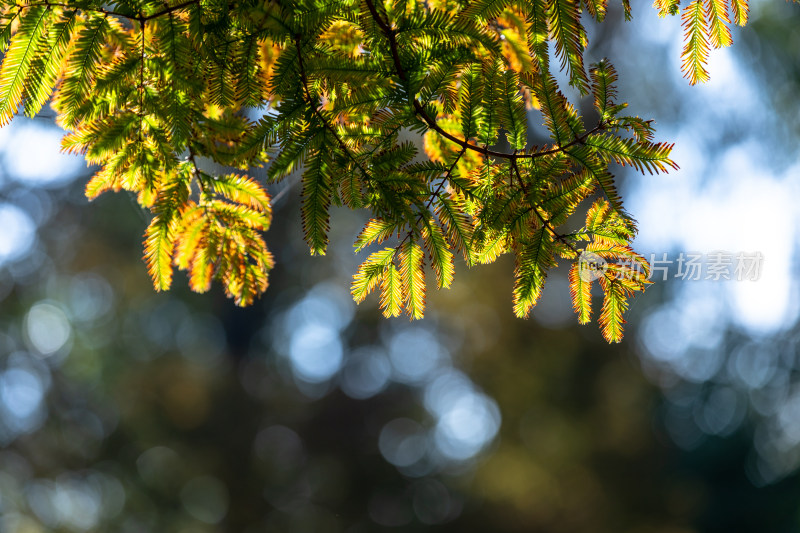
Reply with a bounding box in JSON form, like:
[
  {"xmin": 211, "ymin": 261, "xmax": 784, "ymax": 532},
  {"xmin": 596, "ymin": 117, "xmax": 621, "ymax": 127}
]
[{"xmin": 0, "ymin": 0, "xmax": 783, "ymax": 339}]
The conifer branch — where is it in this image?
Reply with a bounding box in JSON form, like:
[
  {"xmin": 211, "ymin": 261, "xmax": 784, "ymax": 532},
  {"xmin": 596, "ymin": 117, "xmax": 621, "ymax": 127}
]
[
  {"xmin": 0, "ymin": 0, "xmax": 696, "ymax": 336},
  {"xmin": 509, "ymin": 157, "xmax": 579, "ymax": 257},
  {"xmin": 364, "ymin": 0, "xmax": 604, "ymax": 162},
  {"xmin": 396, "ymin": 145, "xmax": 467, "ymax": 253},
  {"xmin": 137, "ymin": 18, "xmax": 145, "ymax": 144},
  {"xmin": 15, "ymin": 0, "xmax": 200, "ymax": 22},
  {"xmin": 294, "ymin": 34, "xmax": 373, "ymax": 183}
]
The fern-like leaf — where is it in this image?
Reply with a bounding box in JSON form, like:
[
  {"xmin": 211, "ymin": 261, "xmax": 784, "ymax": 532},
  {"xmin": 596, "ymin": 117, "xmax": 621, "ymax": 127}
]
[
  {"xmin": 532, "ymin": 72, "xmax": 583, "ymax": 146},
  {"xmin": 730, "ymin": 0, "xmax": 749, "ymax": 26},
  {"xmin": 459, "ymin": 64, "xmax": 485, "ymax": 141},
  {"xmin": 478, "ymin": 58, "xmax": 501, "ymax": 147},
  {"xmin": 583, "ymin": 198, "xmax": 634, "ymax": 245},
  {"xmin": 352, "ymin": 247, "xmax": 395, "ymax": 303},
  {"xmin": 706, "ymin": 0, "xmax": 732, "ymax": 48},
  {"xmin": 498, "ymin": 70, "xmax": 527, "ymax": 150},
  {"xmin": 567, "ymin": 146, "xmax": 635, "ymax": 231},
  {"xmin": 589, "ymin": 59, "xmax": 621, "ymax": 120},
  {"xmin": 422, "ymin": 219, "xmax": 455, "ymax": 289},
  {"xmin": 513, "ymin": 227, "xmax": 555, "ymax": 318},
  {"xmin": 541, "ymin": 171, "xmax": 595, "ymax": 226},
  {"xmin": 26, "ymin": 11, "xmax": 77, "ymax": 117},
  {"xmin": 547, "ymin": 0, "xmax": 590, "ymax": 94},
  {"xmin": 354, "ymin": 218, "xmax": 399, "ymax": 252},
  {"xmin": 681, "ymin": 0, "xmax": 711, "ymax": 84},
  {"xmin": 55, "ymin": 14, "xmax": 110, "ymax": 127},
  {"xmin": 598, "ymin": 275, "xmax": 628, "ymax": 342},
  {"xmin": 584, "ymin": 0, "xmax": 608, "ymax": 21},
  {"xmin": 399, "ymin": 240, "xmax": 426, "ymax": 319},
  {"xmin": 0, "ymin": 6, "xmax": 51, "ymax": 125},
  {"xmin": 208, "ymin": 174, "xmax": 272, "ymax": 217},
  {"xmin": 569, "ymin": 259, "xmax": 592, "ymax": 324},
  {"xmin": 144, "ymin": 214, "xmax": 177, "ymax": 291},
  {"xmin": 461, "ymin": 0, "xmax": 516, "ymax": 21},
  {"xmin": 380, "ymin": 263, "xmax": 403, "ymax": 317},
  {"xmin": 586, "ymin": 133, "xmax": 678, "ymax": 174},
  {"xmin": 301, "ymin": 150, "xmax": 332, "ymax": 255},
  {"xmin": 436, "ymin": 195, "xmax": 475, "ymax": 264},
  {"xmin": 653, "ymin": 0, "xmax": 681, "ymax": 17},
  {"xmin": 143, "ymin": 169, "xmax": 192, "ymax": 290}
]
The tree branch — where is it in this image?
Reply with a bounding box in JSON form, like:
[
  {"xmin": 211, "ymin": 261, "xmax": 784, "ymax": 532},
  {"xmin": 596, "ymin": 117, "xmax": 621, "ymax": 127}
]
[
  {"xmin": 18, "ymin": 0, "xmax": 200, "ymax": 22},
  {"xmin": 294, "ymin": 34, "xmax": 374, "ymax": 184},
  {"xmin": 396, "ymin": 146, "xmax": 467, "ymax": 253},
  {"xmin": 509, "ymin": 157, "xmax": 580, "ymax": 257},
  {"xmin": 363, "ymin": 0, "xmax": 604, "ymax": 162}
]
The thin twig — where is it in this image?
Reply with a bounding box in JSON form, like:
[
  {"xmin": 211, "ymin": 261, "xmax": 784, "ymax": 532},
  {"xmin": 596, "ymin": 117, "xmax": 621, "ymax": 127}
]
[
  {"xmin": 21, "ymin": 0, "xmax": 200, "ymax": 22},
  {"xmin": 363, "ymin": 0, "xmax": 606, "ymax": 162},
  {"xmin": 294, "ymin": 34, "xmax": 373, "ymax": 183},
  {"xmin": 395, "ymin": 146, "xmax": 467, "ymax": 253},
  {"xmin": 509, "ymin": 157, "xmax": 581, "ymax": 257}
]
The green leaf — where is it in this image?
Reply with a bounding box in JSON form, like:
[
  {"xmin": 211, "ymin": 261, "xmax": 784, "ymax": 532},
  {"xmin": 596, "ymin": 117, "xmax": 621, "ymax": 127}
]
[
  {"xmin": 583, "ymin": 0, "xmax": 608, "ymax": 21},
  {"xmin": 0, "ymin": 6, "xmax": 51, "ymax": 125},
  {"xmin": 653, "ymin": 0, "xmax": 681, "ymax": 17},
  {"xmin": 477, "ymin": 58, "xmax": 502, "ymax": 147},
  {"xmin": 144, "ymin": 213, "xmax": 177, "ymax": 291},
  {"xmin": 472, "ymin": 227, "xmax": 507, "ymax": 265},
  {"xmin": 436, "ymin": 195, "xmax": 475, "ymax": 264},
  {"xmin": 396, "ymin": 10, "xmax": 500, "ymax": 55},
  {"xmin": 706, "ymin": 0, "xmax": 733, "ymax": 48},
  {"xmin": 585, "ymin": 133, "xmax": 678, "ymax": 174},
  {"xmin": 547, "ymin": 0, "xmax": 590, "ymax": 94},
  {"xmin": 513, "ymin": 227, "xmax": 556, "ymax": 318},
  {"xmin": 301, "ymin": 150, "xmax": 332, "ymax": 255},
  {"xmin": 531, "ymin": 72, "xmax": 584, "ymax": 146},
  {"xmin": 589, "ymin": 59, "xmax": 620, "ymax": 120},
  {"xmin": 354, "ymin": 218, "xmax": 399, "ymax": 252},
  {"xmin": 459, "ymin": 64, "xmax": 485, "ymax": 141},
  {"xmin": 380, "ymin": 263, "xmax": 403, "ymax": 317},
  {"xmin": 399, "ymin": 240, "xmax": 426, "ymax": 319},
  {"xmin": 730, "ymin": 0, "xmax": 749, "ymax": 26},
  {"xmin": 461, "ymin": 0, "xmax": 515, "ymax": 21},
  {"xmin": 26, "ymin": 11, "xmax": 77, "ymax": 117},
  {"xmin": 235, "ymin": 33, "xmax": 266, "ymax": 107},
  {"xmin": 206, "ymin": 37, "xmax": 235, "ymax": 107},
  {"xmin": 622, "ymin": 0, "xmax": 632, "ymax": 20},
  {"xmin": 208, "ymin": 174, "xmax": 272, "ymax": 219},
  {"xmin": 154, "ymin": 12, "xmax": 196, "ymax": 144},
  {"xmin": 569, "ymin": 260, "xmax": 592, "ymax": 324},
  {"xmin": 582, "ymin": 198, "xmax": 634, "ymax": 245},
  {"xmin": 422, "ymin": 219, "xmax": 455, "ymax": 289},
  {"xmin": 567, "ymin": 146, "xmax": 635, "ymax": 232},
  {"xmin": 351, "ymin": 247, "xmax": 395, "ymax": 303},
  {"xmin": 142, "ymin": 166, "xmax": 193, "ymax": 290},
  {"xmin": 498, "ymin": 70, "xmax": 527, "ymax": 150},
  {"xmin": 598, "ymin": 276, "xmax": 628, "ymax": 342},
  {"xmin": 541, "ymin": 171, "xmax": 595, "ymax": 226},
  {"xmin": 56, "ymin": 14, "xmax": 110, "ymax": 127},
  {"xmin": 681, "ymin": 0, "xmax": 711, "ymax": 84}
]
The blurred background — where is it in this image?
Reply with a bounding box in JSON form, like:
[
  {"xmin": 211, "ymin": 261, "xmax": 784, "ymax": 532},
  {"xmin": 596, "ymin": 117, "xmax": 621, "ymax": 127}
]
[{"xmin": 1, "ymin": 1, "xmax": 800, "ymax": 531}]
